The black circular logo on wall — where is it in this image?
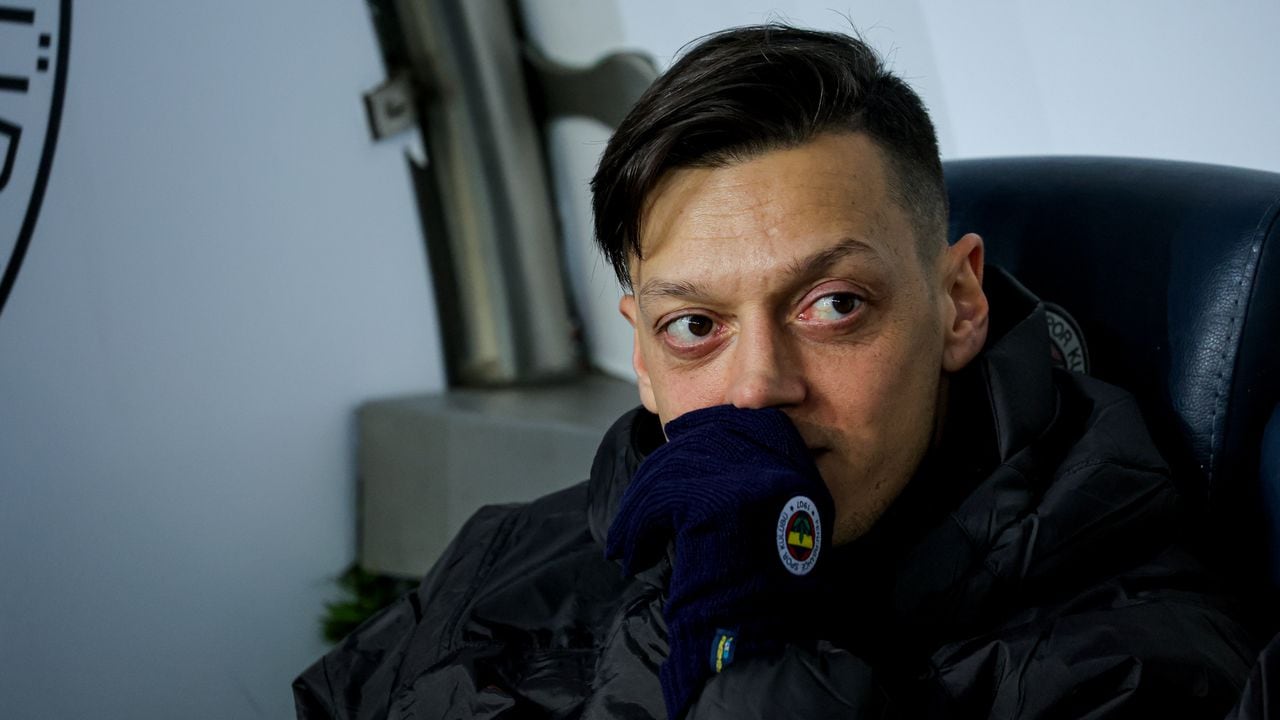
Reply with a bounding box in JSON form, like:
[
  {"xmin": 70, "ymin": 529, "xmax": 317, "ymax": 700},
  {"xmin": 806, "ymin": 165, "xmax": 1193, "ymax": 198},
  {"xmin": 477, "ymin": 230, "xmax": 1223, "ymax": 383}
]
[{"xmin": 0, "ymin": 0, "xmax": 70, "ymax": 319}]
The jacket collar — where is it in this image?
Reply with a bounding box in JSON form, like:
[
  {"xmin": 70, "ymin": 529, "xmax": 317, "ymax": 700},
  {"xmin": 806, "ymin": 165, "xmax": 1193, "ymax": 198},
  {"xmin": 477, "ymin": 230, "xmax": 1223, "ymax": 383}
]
[
  {"xmin": 975, "ymin": 265, "xmax": 1057, "ymax": 461},
  {"xmin": 587, "ymin": 405, "xmax": 663, "ymax": 548}
]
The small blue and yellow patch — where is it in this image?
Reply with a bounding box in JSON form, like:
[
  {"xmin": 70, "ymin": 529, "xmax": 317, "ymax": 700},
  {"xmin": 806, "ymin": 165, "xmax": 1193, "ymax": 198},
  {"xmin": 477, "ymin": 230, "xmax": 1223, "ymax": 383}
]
[{"xmin": 710, "ymin": 628, "xmax": 737, "ymax": 673}]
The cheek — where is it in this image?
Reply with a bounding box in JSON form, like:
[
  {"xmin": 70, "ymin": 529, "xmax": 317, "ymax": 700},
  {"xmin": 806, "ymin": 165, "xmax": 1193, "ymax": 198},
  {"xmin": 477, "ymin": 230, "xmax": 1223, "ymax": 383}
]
[
  {"xmin": 811, "ymin": 336, "xmax": 941, "ymax": 541},
  {"xmin": 640, "ymin": 347, "xmax": 729, "ymax": 423},
  {"xmin": 869, "ymin": 339, "xmax": 940, "ymax": 434},
  {"xmin": 812, "ymin": 327, "xmax": 941, "ymax": 454}
]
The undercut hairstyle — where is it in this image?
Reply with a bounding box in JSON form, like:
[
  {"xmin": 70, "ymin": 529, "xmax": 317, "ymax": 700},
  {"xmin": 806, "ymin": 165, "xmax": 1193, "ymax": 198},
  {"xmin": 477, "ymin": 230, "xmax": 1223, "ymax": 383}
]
[{"xmin": 590, "ymin": 24, "xmax": 948, "ymax": 290}]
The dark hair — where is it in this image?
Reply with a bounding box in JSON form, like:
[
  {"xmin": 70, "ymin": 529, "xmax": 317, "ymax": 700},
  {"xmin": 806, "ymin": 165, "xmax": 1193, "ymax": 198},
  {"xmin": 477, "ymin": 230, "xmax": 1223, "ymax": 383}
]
[{"xmin": 591, "ymin": 24, "xmax": 948, "ymax": 289}]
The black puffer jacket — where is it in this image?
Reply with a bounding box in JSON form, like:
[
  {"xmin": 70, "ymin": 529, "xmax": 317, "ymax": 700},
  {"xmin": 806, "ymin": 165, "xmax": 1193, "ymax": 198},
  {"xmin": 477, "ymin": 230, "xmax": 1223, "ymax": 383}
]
[{"xmin": 295, "ymin": 270, "xmax": 1257, "ymax": 719}]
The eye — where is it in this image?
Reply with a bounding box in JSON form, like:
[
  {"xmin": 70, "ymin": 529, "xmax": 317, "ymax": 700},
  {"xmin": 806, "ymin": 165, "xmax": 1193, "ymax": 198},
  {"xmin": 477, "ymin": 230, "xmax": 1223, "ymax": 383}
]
[
  {"xmin": 663, "ymin": 314, "xmax": 717, "ymax": 347},
  {"xmin": 807, "ymin": 292, "xmax": 863, "ymax": 322}
]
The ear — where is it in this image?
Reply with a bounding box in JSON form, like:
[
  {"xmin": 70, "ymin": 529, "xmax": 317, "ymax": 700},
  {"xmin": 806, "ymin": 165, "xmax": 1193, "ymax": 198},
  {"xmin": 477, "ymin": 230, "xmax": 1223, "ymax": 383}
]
[
  {"xmin": 940, "ymin": 233, "xmax": 990, "ymax": 372},
  {"xmin": 619, "ymin": 295, "xmax": 659, "ymax": 414}
]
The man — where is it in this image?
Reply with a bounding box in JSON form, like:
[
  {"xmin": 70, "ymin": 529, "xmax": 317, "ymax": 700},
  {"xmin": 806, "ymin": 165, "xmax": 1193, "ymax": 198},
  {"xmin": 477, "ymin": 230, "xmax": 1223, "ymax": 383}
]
[{"xmin": 295, "ymin": 25, "xmax": 1258, "ymax": 718}]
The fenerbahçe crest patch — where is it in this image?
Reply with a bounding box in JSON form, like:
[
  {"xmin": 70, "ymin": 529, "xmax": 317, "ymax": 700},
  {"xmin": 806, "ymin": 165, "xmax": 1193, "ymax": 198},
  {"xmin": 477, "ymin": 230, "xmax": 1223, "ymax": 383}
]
[{"xmin": 776, "ymin": 495, "xmax": 821, "ymax": 575}]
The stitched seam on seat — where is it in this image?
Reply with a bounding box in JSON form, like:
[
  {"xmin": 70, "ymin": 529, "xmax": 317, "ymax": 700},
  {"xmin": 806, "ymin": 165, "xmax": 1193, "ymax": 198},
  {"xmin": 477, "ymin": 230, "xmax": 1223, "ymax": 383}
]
[{"xmin": 1207, "ymin": 192, "xmax": 1280, "ymax": 487}]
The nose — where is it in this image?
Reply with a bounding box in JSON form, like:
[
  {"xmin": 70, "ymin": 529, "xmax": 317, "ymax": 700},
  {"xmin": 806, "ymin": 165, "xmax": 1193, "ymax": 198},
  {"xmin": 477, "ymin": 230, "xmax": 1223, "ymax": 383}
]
[{"xmin": 725, "ymin": 322, "xmax": 807, "ymax": 409}]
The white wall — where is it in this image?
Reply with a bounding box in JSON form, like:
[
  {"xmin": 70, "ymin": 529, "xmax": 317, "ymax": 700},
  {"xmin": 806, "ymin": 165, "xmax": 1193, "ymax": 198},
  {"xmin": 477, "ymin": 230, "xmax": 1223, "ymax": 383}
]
[
  {"xmin": 0, "ymin": 2, "xmax": 443, "ymax": 718},
  {"xmin": 526, "ymin": 0, "xmax": 1280, "ymax": 379},
  {"xmin": 613, "ymin": 0, "xmax": 1280, "ymax": 170}
]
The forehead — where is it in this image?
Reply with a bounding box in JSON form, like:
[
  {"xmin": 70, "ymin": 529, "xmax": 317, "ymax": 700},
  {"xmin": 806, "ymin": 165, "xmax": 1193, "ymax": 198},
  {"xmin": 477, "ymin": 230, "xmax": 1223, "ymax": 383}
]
[{"xmin": 634, "ymin": 133, "xmax": 915, "ymax": 288}]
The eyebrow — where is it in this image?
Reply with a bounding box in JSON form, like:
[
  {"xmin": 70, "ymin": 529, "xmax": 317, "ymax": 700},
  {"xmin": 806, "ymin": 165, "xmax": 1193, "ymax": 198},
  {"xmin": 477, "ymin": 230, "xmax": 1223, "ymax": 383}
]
[
  {"xmin": 636, "ymin": 237, "xmax": 884, "ymax": 305},
  {"xmin": 784, "ymin": 237, "xmax": 884, "ymax": 282},
  {"xmin": 637, "ymin": 279, "xmax": 706, "ymax": 303}
]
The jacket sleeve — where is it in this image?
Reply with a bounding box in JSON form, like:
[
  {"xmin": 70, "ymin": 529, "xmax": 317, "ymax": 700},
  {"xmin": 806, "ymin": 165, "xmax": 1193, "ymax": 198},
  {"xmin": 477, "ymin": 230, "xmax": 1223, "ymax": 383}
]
[
  {"xmin": 929, "ymin": 578, "xmax": 1256, "ymax": 718},
  {"xmin": 1225, "ymin": 632, "xmax": 1280, "ymax": 720},
  {"xmin": 686, "ymin": 644, "xmax": 888, "ymax": 720},
  {"xmin": 292, "ymin": 592, "xmax": 420, "ymax": 720},
  {"xmin": 292, "ymin": 504, "xmax": 517, "ymax": 720},
  {"xmin": 676, "ymin": 584, "xmax": 1255, "ymax": 720}
]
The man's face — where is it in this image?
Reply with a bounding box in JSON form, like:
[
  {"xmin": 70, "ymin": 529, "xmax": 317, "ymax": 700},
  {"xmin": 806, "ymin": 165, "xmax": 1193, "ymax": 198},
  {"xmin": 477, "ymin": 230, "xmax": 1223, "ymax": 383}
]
[{"xmin": 620, "ymin": 132, "xmax": 987, "ymax": 544}]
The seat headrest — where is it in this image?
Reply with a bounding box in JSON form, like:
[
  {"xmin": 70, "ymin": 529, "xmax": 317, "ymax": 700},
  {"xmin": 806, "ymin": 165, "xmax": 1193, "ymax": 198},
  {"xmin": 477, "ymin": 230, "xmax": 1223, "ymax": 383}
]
[{"xmin": 944, "ymin": 157, "xmax": 1280, "ymax": 536}]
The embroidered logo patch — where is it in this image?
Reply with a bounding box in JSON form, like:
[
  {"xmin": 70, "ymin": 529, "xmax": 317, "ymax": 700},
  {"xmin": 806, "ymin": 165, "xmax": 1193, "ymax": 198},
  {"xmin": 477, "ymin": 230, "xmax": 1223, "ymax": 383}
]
[
  {"xmin": 1044, "ymin": 302, "xmax": 1090, "ymax": 374},
  {"xmin": 709, "ymin": 628, "xmax": 736, "ymax": 673},
  {"xmin": 776, "ymin": 495, "xmax": 821, "ymax": 575}
]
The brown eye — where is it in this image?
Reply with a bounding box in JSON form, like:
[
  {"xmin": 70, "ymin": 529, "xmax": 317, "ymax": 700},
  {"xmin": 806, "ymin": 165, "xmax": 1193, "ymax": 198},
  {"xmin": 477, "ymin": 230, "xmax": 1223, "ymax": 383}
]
[
  {"xmin": 686, "ymin": 316, "xmax": 713, "ymax": 336},
  {"xmin": 829, "ymin": 294, "xmax": 858, "ymax": 314},
  {"xmin": 809, "ymin": 293, "xmax": 863, "ymax": 322},
  {"xmin": 665, "ymin": 314, "xmax": 717, "ymax": 345}
]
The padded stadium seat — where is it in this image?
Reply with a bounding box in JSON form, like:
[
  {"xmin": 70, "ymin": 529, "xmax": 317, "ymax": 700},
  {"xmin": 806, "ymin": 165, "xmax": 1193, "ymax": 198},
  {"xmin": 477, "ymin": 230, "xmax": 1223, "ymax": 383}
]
[{"xmin": 944, "ymin": 157, "xmax": 1280, "ymax": 600}]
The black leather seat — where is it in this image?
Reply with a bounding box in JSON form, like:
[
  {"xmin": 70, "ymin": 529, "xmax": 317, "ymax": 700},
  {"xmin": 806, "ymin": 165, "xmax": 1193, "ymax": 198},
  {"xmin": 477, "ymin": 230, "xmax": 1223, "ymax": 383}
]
[{"xmin": 944, "ymin": 157, "xmax": 1280, "ymax": 603}]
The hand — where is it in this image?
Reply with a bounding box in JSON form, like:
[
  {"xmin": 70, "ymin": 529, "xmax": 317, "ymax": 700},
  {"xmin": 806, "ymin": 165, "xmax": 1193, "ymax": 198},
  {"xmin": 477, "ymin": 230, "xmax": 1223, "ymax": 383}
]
[{"xmin": 606, "ymin": 405, "xmax": 836, "ymax": 718}]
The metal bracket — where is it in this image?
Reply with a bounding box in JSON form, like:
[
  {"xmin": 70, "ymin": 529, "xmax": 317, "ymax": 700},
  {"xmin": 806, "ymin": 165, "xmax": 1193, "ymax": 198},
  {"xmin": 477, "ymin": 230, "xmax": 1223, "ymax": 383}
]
[
  {"xmin": 363, "ymin": 72, "xmax": 418, "ymax": 141},
  {"xmin": 522, "ymin": 45, "xmax": 658, "ymax": 128}
]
